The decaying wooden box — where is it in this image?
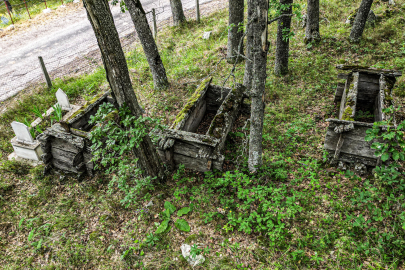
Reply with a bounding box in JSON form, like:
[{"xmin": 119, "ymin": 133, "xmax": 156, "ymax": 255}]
[
  {"xmin": 324, "ymin": 65, "xmax": 402, "ymax": 169},
  {"xmin": 156, "ymin": 78, "xmax": 246, "ymax": 172},
  {"xmin": 37, "ymin": 92, "xmax": 115, "ymax": 177}
]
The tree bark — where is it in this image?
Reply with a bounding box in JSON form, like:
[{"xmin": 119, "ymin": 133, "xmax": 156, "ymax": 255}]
[
  {"xmin": 248, "ymin": 0, "xmax": 268, "ymax": 173},
  {"xmin": 274, "ymin": 0, "xmax": 293, "ymax": 76},
  {"xmin": 83, "ymin": 0, "xmax": 165, "ymax": 180},
  {"xmin": 349, "ymin": 0, "xmax": 374, "ymax": 43},
  {"xmin": 243, "ymin": 0, "xmax": 254, "ymax": 90},
  {"xmin": 170, "ymin": 0, "xmax": 186, "ymax": 26},
  {"xmin": 304, "ymin": 0, "xmax": 320, "ymax": 43},
  {"xmin": 124, "ymin": 0, "xmax": 169, "ymax": 90},
  {"xmin": 227, "ymin": 0, "xmax": 244, "ymax": 62}
]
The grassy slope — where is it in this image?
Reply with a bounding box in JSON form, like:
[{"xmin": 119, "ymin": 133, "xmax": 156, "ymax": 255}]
[{"xmin": 1, "ymin": 0, "xmax": 405, "ymax": 269}]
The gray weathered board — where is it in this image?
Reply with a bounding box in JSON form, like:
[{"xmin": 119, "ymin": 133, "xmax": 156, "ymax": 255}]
[
  {"xmin": 325, "ymin": 65, "xmax": 402, "ymax": 168},
  {"xmin": 37, "ymin": 92, "xmax": 113, "ymax": 177},
  {"xmin": 156, "ymin": 78, "xmax": 245, "ymax": 172}
]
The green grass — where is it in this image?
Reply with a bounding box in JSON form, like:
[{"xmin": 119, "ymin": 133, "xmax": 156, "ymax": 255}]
[
  {"xmin": 0, "ymin": 0, "xmax": 75, "ymax": 28},
  {"xmin": 1, "ymin": 0, "xmax": 405, "ymax": 268}
]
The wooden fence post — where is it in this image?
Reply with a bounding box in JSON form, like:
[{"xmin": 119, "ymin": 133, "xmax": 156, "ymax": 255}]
[
  {"xmin": 38, "ymin": 56, "xmax": 52, "ymax": 89},
  {"xmin": 152, "ymin": 8, "xmax": 157, "ymax": 39},
  {"xmin": 195, "ymin": 0, "xmax": 200, "ymax": 23},
  {"xmin": 5, "ymin": 2, "xmax": 14, "ymax": 25},
  {"xmin": 24, "ymin": 0, "xmax": 31, "ymax": 19}
]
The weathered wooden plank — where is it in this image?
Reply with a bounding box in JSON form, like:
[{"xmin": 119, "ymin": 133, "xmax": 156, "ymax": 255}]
[
  {"xmin": 51, "ymin": 147, "xmax": 83, "ymax": 166},
  {"xmin": 326, "ymin": 125, "xmax": 370, "ymax": 141},
  {"xmin": 339, "ymin": 72, "xmax": 359, "ymax": 121},
  {"xmin": 326, "ymin": 118, "xmax": 375, "ymax": 128},
  {"xmin": 173, "ymin": 153, "xmax": 212, "ymax": 172},
  {"xmin": 157, "ymin": 129, "xmax": 219, "ymax": 148},
  {"xmin": 337, "ymin": 73, "xmax": 349, "ymax": 80},
  {"xmin": 208, "ymin": 84, "xmax": 245, "ymax": 153},
  {"xmin": 212, "ymin": 154, "xmax": 225, "ymax": 171},
  {"xmin": 44, "ymin": 124, "xmax": 85, "ymax": 150},
  {"xmin": 331, "ymin": 134, "xmax": 344, "ymax": 165},
  {"xmin": 51, "ymin": 138, "xmax": 81, "ymax": 154},
  {"xmin": 334, "ymin": 83, "xmax": 345, "ymax": 103},
  {"xmin": 358, "ymin": 73, "xmax": 380, "ymax": 84},
  {"xmin": 173, "ymin": 140, "xmax": 214, "ymax": 159},
  {"xmin": 336, "ymin": 65, "xmax": 402, "ymax": 77},
  {"xmin": 53, "ymin": 159, "xmax": 86, "ymax": 173},
  {"xmin": 171, "ymin": 77, "xmax": 212, "ymax": 130},
  {"xmin": 183, "ymin": 100, "xmax": 206, "ymax": 132},
  {"xmin": 206, "ymin": 85, "xmax": 231, "ymax": 111},
  {"xmin": 338, "ymin": 74, "xmax": 351, "ymax": 120},
  {"xmin": 324, "ymin": 131, "xmax": 376, "ymax": 158},
  {"xmin": 325, "ymin": 150, "xmax": 377, "ymax": 166}
]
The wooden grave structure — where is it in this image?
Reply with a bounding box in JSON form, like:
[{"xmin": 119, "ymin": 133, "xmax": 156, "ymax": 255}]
[
  {"xmin": 156, "ymin": 78, "xmax": 246, "ymax": 172},
  {"xmin": 324, "ymin": 65, "xmax": 402, "ymax": 169},
  {"xmin": 37, "ymin": 92, "xmax": 115, "ymax": 177}
]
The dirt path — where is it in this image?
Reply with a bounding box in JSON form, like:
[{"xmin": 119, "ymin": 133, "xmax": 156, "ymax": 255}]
[{"xmin": 0, "ymin": 0, "xmax": 222, "ymax": 102}]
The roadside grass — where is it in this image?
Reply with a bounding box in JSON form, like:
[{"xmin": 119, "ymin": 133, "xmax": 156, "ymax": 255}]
[
  {"xmin": 0, "ymin": 0, "xmax": 77, "ymax": 29},
  {"xmin": 1, "ymin": 0, "xmax": 405, "ymax": 268}
]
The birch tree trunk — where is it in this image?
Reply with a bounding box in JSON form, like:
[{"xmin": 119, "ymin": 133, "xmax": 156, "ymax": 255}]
[
  {"xmin": 243, "ymin": 0, "xmax": 254, "ymax": 90},
  {"xmin": 248, "ymin": 0, "xmax": 268, "ymax": 173},
  {"xmin": 274, "ymin": 0, "xmax": 293, "ymax": 76},
  {"xmin": 170, "ymin": 0, "xmax": 186, "ymax": 26},
  {"xmin": 349, "ymin": 0, "xmax": 374, "ymax": 43},
  {"xmin": 226, "ymin": 0, "xmax": 244, "ymax": 63},
  {"xmin": 304, "ymin": 0, "xmax": 320, "ymax": 43},
  {"xmin": 83, "ymin": 0, "xmax": 165, "ymax": 180},
  {"xmin": 124, "ymin": 0, "xmax": 169, "ymax": 90}
]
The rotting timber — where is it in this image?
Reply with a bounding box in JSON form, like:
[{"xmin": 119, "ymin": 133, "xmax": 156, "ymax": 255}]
[
  {"xmin": 37, "ymin": 92, "xmax": 116, "ymax": 177},
  {"xmin": 324, "ymin": 65, "xmax": 402, "ymax": 171},
  {"xmin": 156, "ymin": 78, "xmax": 246, "ymax": 172}
]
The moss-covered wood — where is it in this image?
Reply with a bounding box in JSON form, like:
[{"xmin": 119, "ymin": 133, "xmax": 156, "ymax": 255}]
[
  {"xmin": 156, "ymin": 80, "xmax": 246, "ymax": 172},
  {"xmin": 325, "ymin": 66, "xmax": 402, "ymax": 170}
]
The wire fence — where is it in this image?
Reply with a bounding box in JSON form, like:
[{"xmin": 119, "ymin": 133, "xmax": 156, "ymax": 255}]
[{"xmin": 0, "ymin": 0, "xmax": 228, "ymax": 102}]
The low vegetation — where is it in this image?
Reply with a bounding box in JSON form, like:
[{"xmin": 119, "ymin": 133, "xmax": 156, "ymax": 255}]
[{"xmin": 1, "ymin": 0, "xmax": 405, "ymax": 268}]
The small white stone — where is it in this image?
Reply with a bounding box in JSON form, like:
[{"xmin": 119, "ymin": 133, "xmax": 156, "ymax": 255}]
[
  {"xmin": 6, "ymin": 24, "xmax": 14, "ymax": 30},
  {"xmin": 181, "ymin": 244, "xmax": 205, "ymax": 267},
  {"xmin": 43, "ymin": 8, "xmax": 52, "ymax": 14},
  {"xmin": 389, "ymin": 0, "xmax": 396, "ymax": 5},
  {"xmin": 73, "ymin": 0, "xmax": 80, "ymax": 3},
  {"xmin": 203, "ymin": 31, "xmax": 212, "ymax": 40}
]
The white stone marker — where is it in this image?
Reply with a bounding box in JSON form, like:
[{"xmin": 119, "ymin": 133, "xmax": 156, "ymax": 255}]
[
  {"xmin": 10, "ymin": 121, "xmax": 43, "ymax": 162},
  {"xmin": 203, "ymin": 31, "xmax": 212, "ymax": 40},
  {"xmin": 56, "ymin": 88, "xmax": 71, "ymax": 110},
  {"xmin": 11, "ymin": 121, "xmax": 34, "ymax": 144}
]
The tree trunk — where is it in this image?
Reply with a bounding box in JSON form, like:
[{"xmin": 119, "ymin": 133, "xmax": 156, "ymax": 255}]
[
  {"xmin": 305, "ymin": 0, "xmax": 320, "ymax": 43},
  {"xmin": 274, "ymin": 0, "xmax": 293, "ymax": 76},
  {"xmin": 243, "ymin": 0, "xmax": 254, "ymax": 90},
  {"xmin": 227, "ymin": 0, "xmax": 244, "ymax": 62},
  {"xmin": 83, "ymin": 0, "xmax": 165, "ymax": 180},
  {"xmin": 248, "ymin": 0, "xmax": 268, "ymax": 173},
  {"xmin": 124, "ymin": 0, "xmax": 169, "ymax": 90},
  {"xmin": 349, "ymin": 0, "xmax": 374, "ymax": 43},
  {"xmin": 170, "ymin": 0, "xmax": 186, "ymax": 26}
]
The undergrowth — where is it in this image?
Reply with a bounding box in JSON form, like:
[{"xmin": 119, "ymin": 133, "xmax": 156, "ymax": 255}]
[{"xmin": 1, "ymin": 0, "xmax": 405, "ymax": 269}]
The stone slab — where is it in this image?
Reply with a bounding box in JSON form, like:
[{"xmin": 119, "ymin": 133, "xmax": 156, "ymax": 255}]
[{"xmin": 11, "ymin": 121, "xmax": 34, "ymax": 144}]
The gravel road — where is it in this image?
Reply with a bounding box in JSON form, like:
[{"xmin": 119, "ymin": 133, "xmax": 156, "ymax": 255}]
[{"xmin": 0, "ymin": 0, "xmax": 214, "ymax": 102}]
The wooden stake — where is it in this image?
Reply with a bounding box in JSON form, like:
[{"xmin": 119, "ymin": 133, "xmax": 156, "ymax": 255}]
[
  {"xmin": 195, "ymin": 0, "xmax": 200, "ymax": 23},
  {"xmin": 38, "ymin": 56, "xmax": 52, "ymax": 89},
  {"xmin": 152, "ymin": 8, "xmax": 157, "ymax": 39}
]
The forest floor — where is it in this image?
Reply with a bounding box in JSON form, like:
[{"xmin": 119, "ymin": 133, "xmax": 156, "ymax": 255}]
[{"xmin": 1, "ymin": 0, "xmax": 405, "ymax": 269}]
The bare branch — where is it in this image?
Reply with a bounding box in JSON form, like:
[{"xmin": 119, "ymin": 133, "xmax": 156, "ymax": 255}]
[{"xmin": 268, "ymin": 14, "xmax": 293, "ymax": 24}]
